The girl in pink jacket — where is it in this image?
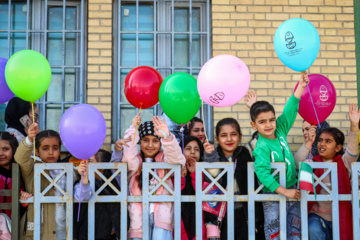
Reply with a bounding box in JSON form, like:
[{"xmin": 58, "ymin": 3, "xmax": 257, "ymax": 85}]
[{"xmin": 123, "ymin": 114, "xmax": 186, "ymax": 240}]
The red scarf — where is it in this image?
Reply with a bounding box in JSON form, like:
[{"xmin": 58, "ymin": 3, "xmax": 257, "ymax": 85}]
[{"xmin": 308, "ymin": 154, "xmax": 353, "ymax": 240}]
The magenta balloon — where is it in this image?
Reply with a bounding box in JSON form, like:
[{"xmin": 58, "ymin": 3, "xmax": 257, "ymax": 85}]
[
  {"xmin": 59, "ymin": 104, "xmax": 106, "ymax": 159},
  {"xmin": 295, "ymin": 74, "xmax": 336, "ymax": 125},
  {"xmin": 0, "ymin": 58, "xmax": 14, "ymax": 104},
  {"xmin": 197, "ymin": 54, "xmax": 250, "ymax": 107}
]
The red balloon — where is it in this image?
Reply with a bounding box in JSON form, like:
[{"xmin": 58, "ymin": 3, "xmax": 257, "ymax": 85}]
[
  {"xmin": 295, "ymin": 74, "xmax": 336, "ymax": 125},
  {"xmin": 124, "ymin": 66, "xmax": 163, "ymax": 109}
]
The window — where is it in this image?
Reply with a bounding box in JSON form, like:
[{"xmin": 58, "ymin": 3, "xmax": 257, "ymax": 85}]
[
  {"xmin": 0, "ymin": 0, "xmax": 86, "ymax": 132},
  {"xmin": 113, "ymin": 0, "xmax": 212, "ymax": 141}
]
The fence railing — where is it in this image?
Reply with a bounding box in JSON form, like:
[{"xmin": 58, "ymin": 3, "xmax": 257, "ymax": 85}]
[{"xmin": 6, "ymin": 162, "xmax": 360, "ymax": 240}]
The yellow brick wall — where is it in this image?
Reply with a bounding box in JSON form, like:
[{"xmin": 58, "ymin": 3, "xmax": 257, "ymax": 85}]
[
  {"xmin": 87, "ymin": 0, "xmax": 113, "ymax": 151},
  {"xmin": 212, "ymin": 0, "xmax": 357, "ymax": 150}
]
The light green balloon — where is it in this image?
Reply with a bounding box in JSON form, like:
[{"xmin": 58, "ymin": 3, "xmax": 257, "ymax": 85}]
[{"xmin": 5, "ymin": 50, "xmax": 51, "ymax": 102}]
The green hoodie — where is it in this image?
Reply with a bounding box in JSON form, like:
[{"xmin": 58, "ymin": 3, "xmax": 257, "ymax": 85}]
[{"xmin": 253, "ymin": 94, "xmax": 300, "ymax": 193}]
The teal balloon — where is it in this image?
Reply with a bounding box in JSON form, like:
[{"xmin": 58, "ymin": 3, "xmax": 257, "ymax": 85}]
[
  {"xmin": 159, "ymin": 73, "xmax": 201, "ymax": 124},
  {"xmin": 274, "ymin": 18, "xmax": 320, "ymax": 72},
  {"xmin": 5, "ymin": 50, "xmax": 51, "ymax": 102}
]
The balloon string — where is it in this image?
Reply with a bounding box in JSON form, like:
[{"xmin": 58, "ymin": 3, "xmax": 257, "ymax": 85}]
[
  {"xmin": 201, "ymin": 101, "xmax": 209, "ymax": 142},
  {"xmin": 77, "ymin": 164, "xmax": 85, "ymax": 222},
  {"xmin": 132, "ymin": 107, "xmax": 142, "ymax": 145},
  {"xmin": 181, "ymin": 124, "xmax": 184, "ymax": 154},
  {"xmin": 31, "ymin": 102, "xmax": 35, "ymax": 162},
  {"xmin": 301, "ymin": 71, "xmax": 321, "ymax": 128}
]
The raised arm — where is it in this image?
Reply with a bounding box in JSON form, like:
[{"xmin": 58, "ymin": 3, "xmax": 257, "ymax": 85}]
[
  {"xmin": 74, "ymin": 161, "xmax": 93, "ymax": 201},
  {"xmin": 14, "ymin": 123, "xmax": 38, "ymax": 179},
  {"xmin": 110, "ymin": 137, "xmax": 131, "ymax": 163},
  {"xmin": 122, "ymin": 114, "xmax": 141, "ymax": 174},
  {"xmin": 245, "ymin": 90, "xmax": 258, "ymax": 109},
  {"xmin": 342, "ymin": 103, "xmax": 360, "ymax": 170},
  {"xmin": 277, "ymin": 73, "xmax": 310, "ymax": 135},
  {"xmin": 294, "ymin": 72, "xmax": 309, "ymax": 99},
  {"xmin": 153, "ymin": 116, "xmax": 186, "ymax": 166}
]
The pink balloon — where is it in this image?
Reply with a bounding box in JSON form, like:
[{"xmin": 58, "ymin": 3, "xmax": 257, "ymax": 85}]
[
  {"xmin": 295, "ymin": 74, "xmax": 336, "ymax": 125},
  {"xmin": 197, "ymin": 55, "xmax": 250, "ymax": 107}
]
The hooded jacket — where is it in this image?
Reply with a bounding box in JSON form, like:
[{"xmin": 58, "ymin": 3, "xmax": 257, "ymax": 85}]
[{"xmin": 122, "ymin": 125, "xmax": 186, "ymax": 239}]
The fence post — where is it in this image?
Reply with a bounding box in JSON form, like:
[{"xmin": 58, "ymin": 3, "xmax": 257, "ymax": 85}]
[
  {"xmin": 11, "ymin": 163, "xmax": 20, "ymax": 240},
  {"xmin": 352, "ymin": 163, "xmax": 360, "ymax": 240},
  {"xmin": 87, "ymin": 162, "xmax": 128, "ymax": 240},
  {"xmin": 34, "ymin": 163, "xmax": 74, "ymax": 239},
  {"xmin": 142, "ymin": 163, "xmax": 181, "ymax": 240},
  {"xmin": 195, "ymin": 162, "xmax": 234, "ymax": 240}
]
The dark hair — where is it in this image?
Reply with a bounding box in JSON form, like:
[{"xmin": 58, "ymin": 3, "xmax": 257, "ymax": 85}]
[
  {"xmin": 180, "ymin": 136, "xmax": 204, "ymax": 162},
  {"xmin": 35, "ymin": 130, "xmax": 62, "ymax": 149},
  {"xmin": 319, "ymin": 127, "xmax": 345, "ymax": 156},
  {"xmin": 0, "ymin": 132, "xmax": 19, "ymax": 162},
  {"xmin": 215, "ymin": 118, "xmax": 241, "ymax": 137},
  {"xmin": 188, "ymin": 117, "xmax": 204, "ymax": 133},
  {"xmin": 95, "ymin": 149, "xmax": 111, "ymax": 163},
  {"xmin": 5, "ymin": 97, "xmax": 35, "ymax": 136},
  {"xmin": 249, "ymin": 101, "xmax": 275, "ymax": 122}
]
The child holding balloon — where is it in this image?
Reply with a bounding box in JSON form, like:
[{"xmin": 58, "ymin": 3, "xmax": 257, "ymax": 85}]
[
  {"xmin": 123, "ymin": 113, "xmax": 185, "ymax": 240},
  {"xmin": 73, "ymin": 150, "xmax": 122, "ymax": 240},
  {"xmin": 203, "ymin": 118, "xmax": 264, "ymax": 240},
  {"xmin": 299, "ymin": 104, "xmax": 359, "ymax": 240},
  {"xmin": 250, "ymin": 73, "xmax": 310, "ymax": 240},
  {"xmin": 14, "ymin": 123, "xmax": 72, "ymax": 240}
]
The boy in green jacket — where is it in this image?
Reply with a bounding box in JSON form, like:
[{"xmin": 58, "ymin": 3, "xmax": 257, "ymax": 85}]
[{"xmin": 250, "ymin": 73, "xmax": 309, "ymax": 240}]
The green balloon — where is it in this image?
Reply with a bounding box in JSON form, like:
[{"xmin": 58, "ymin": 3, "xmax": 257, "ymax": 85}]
[
  {"xmin": 5, "ymin": 50, "xmax": 51, "ymax": 102},
  {"xmin": 159, "ymin": 72, "xmax": 201, "ymax": 124}
]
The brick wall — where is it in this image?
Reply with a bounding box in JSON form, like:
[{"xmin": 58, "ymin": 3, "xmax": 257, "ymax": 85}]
[
  {"xmin": 87, "ymin": 0, "xmax": 113, "ymax": 151},
  {"xmin": 212, "ymin": 0, "xmax": 356, "ymax": 150}
]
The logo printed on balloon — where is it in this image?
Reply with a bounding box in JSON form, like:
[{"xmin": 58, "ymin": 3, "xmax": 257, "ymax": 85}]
[
  {"xmin": 209, "ymin": 92, "xmax": 225, "ymax": 105},
  {"xmin": 319, "ymin": 85, "xmax": 328, "ymax": 102},
  {"xmin": 285, "ymin": 31, "xmax": 296, "ymax": 49},
  {"xmin": 274, "ymin": 18, "xmax": 320, "ymax": 72},
  {"xmin": 295, "ymin": 74, "xmax": 336, "ymax": 125}
]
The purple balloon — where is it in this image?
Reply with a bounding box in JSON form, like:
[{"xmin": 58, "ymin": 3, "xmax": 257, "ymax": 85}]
[
  {"xmin": 0, "ymin": 58, "xmax": 14, "ymax": 104},
  {"xmin": 59, "ymin": 104, "xmax": 106, "ymax": 159}
]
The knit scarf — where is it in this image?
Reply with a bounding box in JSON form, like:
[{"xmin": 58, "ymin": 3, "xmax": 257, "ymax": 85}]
[{"xmin": 308, "ymin": 154, "xmax": 353, "ymax": 240}]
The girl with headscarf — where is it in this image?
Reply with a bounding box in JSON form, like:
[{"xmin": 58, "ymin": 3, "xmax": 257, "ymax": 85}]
[{"xmin": 5, "ymin": 97, "xmax": 38, "ymax": 143}]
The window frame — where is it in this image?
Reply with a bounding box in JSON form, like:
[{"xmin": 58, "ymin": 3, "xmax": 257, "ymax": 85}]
[
  {"xmin": 112, "ymin": 0, "xmax": 212, "ymax": 142},
  {"xmin": 0, "ymin": 0, "xmax": 87, "ymax": 133}
]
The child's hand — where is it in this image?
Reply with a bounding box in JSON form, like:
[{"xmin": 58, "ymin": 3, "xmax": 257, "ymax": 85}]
[
  {"xmin": 349, "ymin": 103, "xmax": 360, "ymax": 132},
  {"xmin": 153, "ymin": 116, "xmax": 170, "ymax": 138},
  {"xmin": 131, "ymin": 112, "xmax": 141, "ymax": 127},
  {"xmin": 186, "ymin": 156, "xmax": 196, "ymax": 174},
  {"xmin": 27, "ymin": 123, "xmax": 38, "ymax": 143},
  {"xmin": 78, "ymin": 160, "xmax": 89, "ymax": 184},
  {"xmin": 114, "ymin": 136, "xmax": 131, "ymax": 151},
  {"xmin": 298, "ymin": 71, "xmax": 310, "ymax": 89},
  {"xmin": 20, "ymin": 191, "xmax": 33, "ymax": 201},
  {"xmin": 284, "ymin": 189, "xmax": 300, "ymax": 200},
  {"xmin": 203, "ymin": 140, "xmax": 215, "ymax": 154},
  {"xmin": 294, "ymin": 71, "xmax": 310, "ymax": 98},
  {"xmin": 244, "ymin": 90, "xmax": 257, "ymax": 109},
  {"xmin": 305, "ymin": 125, "xmax": 317, "ymax": 147},
  {"xmin": 181, "ymin": 165, "xmax": 187, "ymax": 178}
]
